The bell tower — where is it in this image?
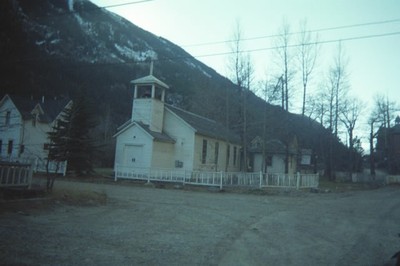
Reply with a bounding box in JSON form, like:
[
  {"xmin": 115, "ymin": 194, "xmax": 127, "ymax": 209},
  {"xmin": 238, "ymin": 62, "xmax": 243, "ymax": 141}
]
[{"xmin": 130, "ymin": 61, "xmax": 169, "ymax": 133}]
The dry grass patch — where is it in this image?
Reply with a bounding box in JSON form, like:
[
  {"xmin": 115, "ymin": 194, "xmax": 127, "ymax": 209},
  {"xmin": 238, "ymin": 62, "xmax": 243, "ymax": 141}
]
[
  {"xmin": 318, "ymin": 177, "xmax": 381, "ymax": 192},
  {"xmin": 51, "ymin": 188, "xmax": 108, "ymax": 206}
]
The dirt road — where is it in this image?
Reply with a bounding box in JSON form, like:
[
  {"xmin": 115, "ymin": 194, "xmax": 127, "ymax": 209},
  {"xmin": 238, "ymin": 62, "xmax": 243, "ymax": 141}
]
[{"xmin": 1, "ymin": 180, "xmax": 399, "ymax": 265}]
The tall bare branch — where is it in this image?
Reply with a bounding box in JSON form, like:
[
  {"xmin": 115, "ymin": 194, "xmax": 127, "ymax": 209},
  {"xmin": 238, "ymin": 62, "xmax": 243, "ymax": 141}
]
[{"xmin": 297, "ymin": 19, "xmax": 319, "ymax": 116}]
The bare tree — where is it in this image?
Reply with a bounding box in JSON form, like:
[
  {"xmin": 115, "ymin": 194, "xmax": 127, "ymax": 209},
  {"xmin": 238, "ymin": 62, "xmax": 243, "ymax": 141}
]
[
  {"xmin": 308, "ymin": 81, "xmax": 337, "ymax": 125},
  {"xmin": 368, "ymin": 115, "xmax": 379, "ymax": 176},
  {"xmin": 313, "ymin": 43, "xmax": 349, "ymax": 180},
  {"xmin": 368, "ymin": 94, "xmax": 399, "ymax": 174},
  {"xmin": 340, "ymin": 97, "xmax": 363, "ymax": 174},
  {"xmin": 227, "ymin": 20, "xmax": 254, "ymax": 171},
  {"xmin": 297, "ymin": 19, "xmax": 319, "ymax": 116},
  {"xmin": 377, "ymin": 94, "xmax": 398, "ymax": 129},
  {"xmin": 259, "ymin": 75, "xmax": 283, "ymax": 106},
  {"xmin": 330, "ymin": 42, "xmax": 349, "ymax": 137},
  {"xmin": 324, "ymin": 80, "xmax": 336, "ymax": 180},
  {"xmin": 242, "ymin": 53, "xmax": 255, "ymax": 171},
  {"xmin": 274, "ymin": 19, "xmax": 295, "ymax": 111},
  {"xmin": 304, "ymin": 90, "xmax": 328, "ymax": 125},
  {"xmin": 228, "ymin": 20, "xmax": 246, "ymax": 91}
]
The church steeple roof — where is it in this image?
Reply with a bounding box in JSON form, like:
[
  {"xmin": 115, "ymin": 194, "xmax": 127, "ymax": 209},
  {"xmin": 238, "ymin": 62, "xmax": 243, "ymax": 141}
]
[
  {"xmin": 130, "ymin": 61, "xmax": 169, "ymax": 89},
  {"xmin": 130, "ymin": 75, "xmax": 169, "ymax": 89}
]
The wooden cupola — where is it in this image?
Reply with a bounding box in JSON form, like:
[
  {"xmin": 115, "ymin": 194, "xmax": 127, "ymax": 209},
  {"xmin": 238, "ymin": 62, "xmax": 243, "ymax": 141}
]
[{"xmin": 130, "ymin": 61, "xmax": 169, "ymax": 133}]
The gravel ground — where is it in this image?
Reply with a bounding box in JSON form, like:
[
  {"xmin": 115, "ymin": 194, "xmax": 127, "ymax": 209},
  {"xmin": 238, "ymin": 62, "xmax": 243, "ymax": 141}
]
[{"xmin": 0, "ymin": 179, "xmax": 399, "ymax": 266}]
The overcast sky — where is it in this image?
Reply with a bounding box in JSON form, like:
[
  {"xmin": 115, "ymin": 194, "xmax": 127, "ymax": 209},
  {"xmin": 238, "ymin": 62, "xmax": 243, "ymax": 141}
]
[{"xmin": 91, "ymin": 0, "xmax": 400, "ymax": 147}]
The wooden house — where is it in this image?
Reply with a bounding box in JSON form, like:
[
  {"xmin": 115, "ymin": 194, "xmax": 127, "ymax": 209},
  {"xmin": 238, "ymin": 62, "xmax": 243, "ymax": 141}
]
[
  {"xmin": 0, "ymin": 94, "xmax": 71, "ymax": 173},
  {"xmin": 248, "ymin": 136, "xmax": 298, "ymax": 174}
]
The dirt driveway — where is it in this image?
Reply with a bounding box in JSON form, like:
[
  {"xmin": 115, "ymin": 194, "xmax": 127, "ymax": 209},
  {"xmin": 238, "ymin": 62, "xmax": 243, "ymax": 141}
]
[{"xmin": 1, "ymin": 179, "xmax": 399, "ymax": 266}]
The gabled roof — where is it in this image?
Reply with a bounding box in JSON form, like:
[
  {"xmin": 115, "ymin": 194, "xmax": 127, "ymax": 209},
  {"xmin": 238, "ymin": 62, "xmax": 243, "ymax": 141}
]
[
  {"xmin": 391, "ymin": 124, "xmax": 400, "ymax": 134},
  {"xmin": 1, "ymin": 94, "xmax": 71, "ymax": 123},
  {"xmin": 4, "ymin": 95, "xmax": 36, "ymax": 120},
  {"xmin": 166, "ymin": 105, "xmax": 241, "ymax": 144},
  {"xmin": 39, "ymin": 98, "xmax": 72, "ymax": 123},
  {"xmin": 130, "ymin": 75, "xmax": 169, "ymax": 89},
  {"xmin": 136, "ymin": 122, "xmax": 175, "ymax": 143},
  {"xmin": 113, "ymin": 120, "xmax": 175, "ymax": 144}
]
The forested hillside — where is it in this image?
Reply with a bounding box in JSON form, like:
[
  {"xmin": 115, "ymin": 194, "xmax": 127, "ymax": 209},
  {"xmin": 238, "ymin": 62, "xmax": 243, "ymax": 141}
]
[{"xmin": 0, "ymin": 0, "xmax": 349, "ymax": 171}]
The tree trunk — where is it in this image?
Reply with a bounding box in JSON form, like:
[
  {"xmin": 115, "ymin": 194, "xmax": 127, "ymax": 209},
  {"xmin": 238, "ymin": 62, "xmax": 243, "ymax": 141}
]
[
  {"xmin": 242, "ymin": 89, "xmax": 247, "ymax": 172},
  {"xmin": 284, "ymin": 50, "xmax": 289, "ymax": 112},
  {"xmin": 348, "ymin": 130, "xmax": 353, "ymax": 175},
  {"xmin": 328, "ymin": 133, "xmax": 334, "ymax": 180},
  {"xmin": 225, "ymin": 81, "xmax": 230, "ymax": 172},
  {"xmin": 46, "ymin": 159, "xmax": 52, "ymax": 191},
  {"xmin": 302, "ymin": 82, "xmax": 306, "ymax": 116},
  {"xmin": 369, "ymin": 126, "xmax": 376, "ymax": 177},
  {"xmin": 281, "ymin": 76, "xmax": 285, "ymax": 110}
]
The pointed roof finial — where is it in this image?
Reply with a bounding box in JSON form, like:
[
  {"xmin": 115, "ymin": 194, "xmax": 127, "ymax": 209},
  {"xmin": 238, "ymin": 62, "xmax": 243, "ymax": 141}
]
[{"xmin": 150, "ymin": 60, "xmax": 154, "ymax": 76}]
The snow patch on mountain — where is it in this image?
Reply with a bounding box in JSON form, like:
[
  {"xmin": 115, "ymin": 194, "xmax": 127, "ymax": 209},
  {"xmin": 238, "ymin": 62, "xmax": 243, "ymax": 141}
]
[
  {"xmin": 73, "ymin": 13, "xmax": 92, "ymax": 35},
  {"xmin": 185, "ymin": 58, "xmax": 212, "ymax": 78},
  {"xmin": 51, "ymin": 39, "xmax": 60, "ymax": 44},
  {"xmin": 114, "ymin": 44, "xmax": 157, "ymax": 61},
  {"xmin": 36, "ymin": 40, "xmax": 46, "ymax": 45},
  {"xmin": 67, "ymin": 0, "xmax": 74, "ymax": 11}
]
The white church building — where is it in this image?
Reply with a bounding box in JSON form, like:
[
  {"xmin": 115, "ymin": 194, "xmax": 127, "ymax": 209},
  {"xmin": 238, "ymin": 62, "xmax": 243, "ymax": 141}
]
[{"xmin": 114, "ymin": 70, "xmax": 242, "ymax": 174}]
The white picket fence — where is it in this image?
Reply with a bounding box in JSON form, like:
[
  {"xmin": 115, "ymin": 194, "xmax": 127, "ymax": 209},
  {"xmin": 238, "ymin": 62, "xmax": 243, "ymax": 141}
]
[
  {"xmin": 114, "ymin": 165, "xmax": 319, "ymax": 190},
  {"xmin": 0, "ymin": 162, "xmax": 33, "ymax": 188},
  {"xmin": 1, "ymin": 156, "xmax": 67, "ymax": 176},
  {"xmin": 32, "ymin": 159, "xmax": 67, "ymax": 176},
  {"xmin": 386, "ymin": 175, "xmax": 400, "ymax": 184}
]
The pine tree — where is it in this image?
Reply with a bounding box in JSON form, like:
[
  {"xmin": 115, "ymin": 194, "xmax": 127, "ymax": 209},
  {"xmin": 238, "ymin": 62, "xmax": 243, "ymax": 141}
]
[
  {"xmin": 66, "ymin": 96, "xmax": 97, "ymax": 176},
  {"xmin": 46, "ymin": 105, "xmax": 71, "ymax": 190},
  {"xmin": 47, "ymin": 96, "xmax": 97, "ymax": 187}
]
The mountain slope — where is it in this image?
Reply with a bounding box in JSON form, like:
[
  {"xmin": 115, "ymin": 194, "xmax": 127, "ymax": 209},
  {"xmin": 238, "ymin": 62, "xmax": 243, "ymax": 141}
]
[
  {"xmin": 1, "ymin": 0, "xmax": 229, "ymax": 124},
  {"xmin": 0, "ymin": 0, "xmax": 349, "ymax": 169}
]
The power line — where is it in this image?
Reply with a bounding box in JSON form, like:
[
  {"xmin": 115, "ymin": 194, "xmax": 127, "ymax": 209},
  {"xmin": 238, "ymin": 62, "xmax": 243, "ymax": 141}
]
[
  {"xmin": 193, "ymin": 31, "xmax": 400, "ymax": 58},
  {"xmin": 21, "ymin": 0, "xmax": 398, "ymax": 52},
  {"xmin": 99, "ymin": 0, "xmax": 155, "ymax": 9},
  {"xmin": 183, "ymin": 18, "xmax": 400, "ymax": 47},
  {"xmin": 20, "ymin": 0, "xmax": 400, "ymax": 61},
  {"xmin": 30, "ymin": 0, "xmax": 155, "ymax": 19},
  {"xmin": 4, "ymin": 30, "xmax": 399, "ymax": 69},
  {"xmin": 34, "ymin": 1, "xmax": 400, "ymax": 51}
]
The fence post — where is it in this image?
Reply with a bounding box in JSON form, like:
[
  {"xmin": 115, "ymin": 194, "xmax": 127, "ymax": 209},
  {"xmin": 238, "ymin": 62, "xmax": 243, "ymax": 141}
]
[
  {"xmin": 114, "ymin": 164, "xmax": 118, "ymax": 182},
  {"xmin": 11, "ymin": 166, "xmax": 16, "ymax": 185},
  {"xmin": 27, "ymin": 163, "xmax": 33, "ymax": 189},
  {"xmin": 62, "ymin": 160, "xmax": 66, "ymax": 176},
  {"xmin": 296, "ymin": 172, "xmax": 300, "ymax": 190},
  {"xmin": 259, "ymin": 171, "xmax": 262, "ymax": 188},
  {"xmin": 220, "ymin": 171, "xmax": 223, "ymax": 190}
]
